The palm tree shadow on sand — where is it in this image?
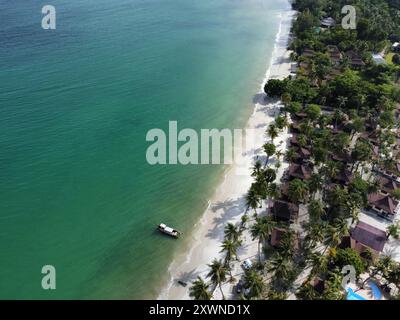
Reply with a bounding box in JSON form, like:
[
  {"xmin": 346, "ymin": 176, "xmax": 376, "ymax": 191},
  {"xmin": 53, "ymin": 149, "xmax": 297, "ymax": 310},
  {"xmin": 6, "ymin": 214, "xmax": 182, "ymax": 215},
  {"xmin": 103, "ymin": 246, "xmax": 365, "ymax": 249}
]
[{"xmin": 205, "ymin": 196, "xmax": 247, "ymax": 241}]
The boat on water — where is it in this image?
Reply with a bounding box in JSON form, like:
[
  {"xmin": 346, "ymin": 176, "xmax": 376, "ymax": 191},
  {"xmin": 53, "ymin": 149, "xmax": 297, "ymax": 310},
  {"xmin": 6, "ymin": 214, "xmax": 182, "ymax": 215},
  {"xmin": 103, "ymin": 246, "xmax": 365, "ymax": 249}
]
[{"xmin": 157, "ymin": 223, "xmax": 182, "ymax": 238}]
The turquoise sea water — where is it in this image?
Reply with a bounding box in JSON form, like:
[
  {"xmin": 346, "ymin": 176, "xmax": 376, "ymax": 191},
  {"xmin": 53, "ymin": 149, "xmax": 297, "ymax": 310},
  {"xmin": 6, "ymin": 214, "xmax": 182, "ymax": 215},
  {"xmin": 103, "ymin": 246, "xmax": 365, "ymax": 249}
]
[{"xmin": 0, "ymin": 0, "xmax": 289, "ymax": 299}]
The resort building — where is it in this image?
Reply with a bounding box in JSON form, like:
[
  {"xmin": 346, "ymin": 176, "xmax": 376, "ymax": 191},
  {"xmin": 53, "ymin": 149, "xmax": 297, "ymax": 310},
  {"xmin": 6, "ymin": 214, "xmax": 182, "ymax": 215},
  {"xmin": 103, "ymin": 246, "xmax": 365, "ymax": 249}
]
[
  {"xmin": 350, "ymin": 221, "xmax": 387, "ymax": 257},
  {"xmin": 288, "ymin": 163, "xmax": 312, "ymax": 180},
  {"xmin": 332, "ymin": 168, "xmax": 354, "ymax": 186},
  {"xmin": 378, "ymin": 175, "xmax": 400, "ymax": 195},
  {"xmin": 367, "ymin": 193, "xmax": 399, "ymax": 220},
  {"xmin": 272, "ymin": 200, "xmax": 299, "ymax": 223},
  {"xmin": 392, "ymin": 42, "xmax": 400, "ymax": 52},
  {"xmin": 345, "ymin": 51, "xmax": 365, "ymax": 69},
  {"xmin": 326, "ymin": 45, "xmax": 342, "ymax": 65},
  {"xmin": 301, "ymin": 48, "xmax": 316, "ymax": 59}
]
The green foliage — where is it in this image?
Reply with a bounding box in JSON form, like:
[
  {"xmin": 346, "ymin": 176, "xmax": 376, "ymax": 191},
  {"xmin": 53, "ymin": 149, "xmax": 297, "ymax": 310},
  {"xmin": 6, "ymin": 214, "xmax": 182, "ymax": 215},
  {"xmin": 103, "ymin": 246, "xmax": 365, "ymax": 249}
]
[
  {"xmin": 264, "ymin": 79, "xmax": 288, "ymax": 97},
  {"xmin": 288, "ymin": 178, "xmax": 309, "ymax": 203},
  {"xmin": 333, "ymin": 248, "xmax": 365, "ymax": 276},
  {"xmin": 305, "ymin": 104, "xmax": 321, "ymax": 121}
]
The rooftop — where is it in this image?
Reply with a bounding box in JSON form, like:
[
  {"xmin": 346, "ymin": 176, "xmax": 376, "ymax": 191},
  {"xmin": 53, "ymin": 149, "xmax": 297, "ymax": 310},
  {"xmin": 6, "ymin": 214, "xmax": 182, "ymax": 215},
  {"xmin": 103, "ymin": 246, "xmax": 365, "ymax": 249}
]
[
  {"xmin": 288, "ymin": 163, "xmax": 312, "ymax": 180},
  {"xmin": 351, "ymin": 221, "xmax": 387, "ymax": 252},
  {"xmin": 272, "ymin": 200, "xmax": 299, "ymax": 222},
  {"xmin": 368, "ymin": 193, "xmax": 399, "ymax": 216}
]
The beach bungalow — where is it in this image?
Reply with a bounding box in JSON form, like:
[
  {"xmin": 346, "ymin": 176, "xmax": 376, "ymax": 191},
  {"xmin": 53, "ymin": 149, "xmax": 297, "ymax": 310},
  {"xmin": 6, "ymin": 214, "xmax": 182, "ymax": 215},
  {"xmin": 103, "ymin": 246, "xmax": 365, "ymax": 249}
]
[
  {"xmin": 301, "ymin": 49, "xmax": 316, "ymax": 59},
  {"xmin": 288, "ymin": 163, "xmax": 312, "ymax": 180},
  {"xmin": 332, "ymin": 168, "xmax": 354, "ymax": 185},
  {"xmin": 350, "ymin": 221, "xmax": 387, "ymax": 257},
  {"xmin": 331, "ymin": 151, "xmax": 353, "ymax": 164},
  {"xmin": 367, "ymin": 193, "xmax": 399, "ymax": 220},
  {"xmin": 294, "ymin": 146, "xmax": 312, "ymax": 161},
  {"xmin": 272, "ymin": 200, "xmax": 299, "ymax": 223},
  {"xmin": 326, "ymin": 45, "xmax": 342, "ymax": 65},
  {"xmin": 378, "ymin": 175, "xmax": 400, "ymax": 195},
  {"xmin": 320, "ymin": 17, "xmax": 336, "ymax": 28},
  {"xmin": 345, "ymin": 51, "xmax": 365, "ymax": 69}
]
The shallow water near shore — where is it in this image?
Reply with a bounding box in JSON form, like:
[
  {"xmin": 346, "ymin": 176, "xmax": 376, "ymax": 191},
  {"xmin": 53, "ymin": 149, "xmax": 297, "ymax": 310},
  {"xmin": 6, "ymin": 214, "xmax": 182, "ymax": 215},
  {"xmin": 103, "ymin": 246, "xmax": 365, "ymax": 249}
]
[{"xmin": 0, "ymin": 0, "xmax": 289, "ymax": 299}]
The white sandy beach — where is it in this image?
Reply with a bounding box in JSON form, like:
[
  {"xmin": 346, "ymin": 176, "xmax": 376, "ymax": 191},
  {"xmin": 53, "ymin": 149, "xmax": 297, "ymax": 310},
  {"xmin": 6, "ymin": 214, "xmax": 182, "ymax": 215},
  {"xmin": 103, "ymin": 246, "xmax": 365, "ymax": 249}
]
[{"xmin": 158, "ymin": 8, "xmax": 296, "ymax": 300}]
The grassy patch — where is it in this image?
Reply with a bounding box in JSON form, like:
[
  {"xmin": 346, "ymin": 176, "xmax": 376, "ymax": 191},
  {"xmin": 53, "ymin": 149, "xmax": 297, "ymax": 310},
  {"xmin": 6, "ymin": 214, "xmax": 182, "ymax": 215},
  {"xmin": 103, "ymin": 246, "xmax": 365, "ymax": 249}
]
[{"xmin": 385, "ymin": 52, "xmax": 395, "ymax": 65}]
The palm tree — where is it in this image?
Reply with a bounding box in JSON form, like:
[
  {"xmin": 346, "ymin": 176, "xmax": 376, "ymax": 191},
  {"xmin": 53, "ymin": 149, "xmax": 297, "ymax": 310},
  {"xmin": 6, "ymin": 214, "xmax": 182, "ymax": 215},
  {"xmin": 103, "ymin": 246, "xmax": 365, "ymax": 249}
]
[
  {"xmin": 296, "ymin": 283, "xmax": 318, "ymax": 300},
  {"xmin": 251, "ymin": 160, "xmax": 263, "ymax": 178},
  {"xmin": 224, "ymin": 223, "xmax": 241, "ymax": 242},
  {"xmin": 278, "ymin": 230, "xmax": 295, "ymax": 259},
  {"xmin": 308, "ymin": 200, "xmax": 326, "ymax": 222},
  {"xmin": 263, "ymin": 143, "xmax": 276, "ymax": 167},
  {"xmin": 264, "ymin": 168, "xmax": 277, "ymax": 184},
  {"xmin": 207, "ymin": 259, "xmax": 228, "ymax": 300},
  {"xmin": 267, "ymin": 124, "xmax": 279, "ymax": 142},
  {"xmin": 268, "ymin": 253, "xmax": 292, "ymax": 281},
  {"xmin": 288, "ymin": 178, "xmax": 309, "ymax": 203},
  {"xmin": 304, "ymin": 223, "xmax": 326, "ymax": 249},
  {"xmin": 240, "ymin": 214, "xmax": 249, "ymax": 230},
  {"xmin": 189, "ymin": 277, "xmax": 212, "ymax": 300},
  {"xmin": 244, "ymin": 270, "xmax": 265, "ymax": 298},
  {"xmin": 308, "ymin": 252, "xmax": 328, "ymax": 276},
  {"xmin": 324, "ymin": 220, "xmax": 348, "ymax": 252},
  {"xmin": 266, "ymin": 182, "xmax": 279, "ymax": 202},
  {"xmin": 308, "ymin": 173, "xmax": 323, "ymax": 199},
  {"xmin": 275, "ymin": 150, "xmax": 283, "ymax": 161},
  {"xmin": 323, "ymin": 160, "xmax": 339, "ymax": 181},
  {"xmin": 285, "ymin": 148, "xmax": 297, "ymax": 162},
  {"xmin": 245, "ymin": 189, "xmax": 260, "ymax": 214},
  {"xmin": 250, "ymin": 216, "xmax": 275, "ymax": 262},
  {"xmin": 387, "ymin": 223, "xmax": 400, "ymax": 240},
  {"xmin": 275, "ymin": 115, "xmax": 288, "ymax": 130},
  {"xmin": 220, "ymin": 239, "xmax": 239, "ymax": 269}
]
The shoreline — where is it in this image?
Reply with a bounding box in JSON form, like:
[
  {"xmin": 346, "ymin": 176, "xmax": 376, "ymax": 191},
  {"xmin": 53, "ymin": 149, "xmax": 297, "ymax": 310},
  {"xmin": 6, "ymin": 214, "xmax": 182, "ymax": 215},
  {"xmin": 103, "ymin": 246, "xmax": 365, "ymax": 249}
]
[{"xmin": 158, "ymin": 6, "xmax": 296, "ymax": 300}]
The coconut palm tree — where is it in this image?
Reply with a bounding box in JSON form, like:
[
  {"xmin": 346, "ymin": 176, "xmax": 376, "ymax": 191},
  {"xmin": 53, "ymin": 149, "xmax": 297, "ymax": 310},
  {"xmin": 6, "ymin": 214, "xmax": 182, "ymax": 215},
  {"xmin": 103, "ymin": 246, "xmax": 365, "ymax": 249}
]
[
  {"xmin": 264, "ymin": 168, "xmax": 277, "ymax": 184},
  {"xmin": 304, "ymin": 222, "xmax": 326, "ymax": 249},
  {"xmin": 324, "ymin": 220, "xmax": 347, "ymax": 252},
  {"xmin": 266, "ymin": 182, "xmax": 279, "ymax": 202},
  {"xmin": 207, "ymin": 259, "xmax": 228, "ymax": 300},
  {"xmin": 351, "ymin": 139, "xmax": 372, "ymax": 173},
  {"xmin": 251, "ymin": 160, "xmax": 263, "ymax": 178},
  {"xmin": 387, "ymin": 223, "xmax": 400, "ymax": 240},
  {"xmin": 308, "ymin": 252, "xmax": 328, "ymax": 276},
  {"xmin": 308, "ymin": 173, "xmax": 323, "ymax": 199},
  {"xmin": 250, "ymin": 216, "xmax": 275, "ymax": 262},
  {"xmin": 224, "ymin": 223, "xmax": 241, "ymax": 242},
  {"xmin": 288, "ymin": 178, "xmax": 309, "ymax": 203},
  {"xmin": 275, "ymin": 115, "xmax": 288, "ymax": 130},
  {"xmin": 240, "ymin": 214, "xmax": 249, "ymax": 230},
  {"xmin": 268, "ymin": 253, "xmax": 293, "ymax": 281},
  {"xmin": 263, "ymin": 143, "xmax": 276, "ymax": 167},
  {"xmin": 220, "ymin": 239, "xmax": 240, "ymax": 269},
  {"xmin": 267, "ymin": 124, "xmax": 279, "ymax": 143},
  {"xmin": 245, "ymin": 189, "xmax": 260, "ymax": 214},
  {"xmin": 285, "ymin": 148, "xmax": 297, "ymax": 162},
  {"xmin": 275, "ymin": 150, "xmax": 283, "ymax": 161},
  {"xmin": 296, "ymin": 283, "xmax": 318, "ymax": 300},
  {"xmin": 278, "ymin": 230, "xmax": 296, "ymax": 259},
  {"xmin": 323, "ymin": 160, "xmax": 340, "ymax": 181},
  {"xmin": 308, "ymin": 200, "xmax": 326, "ymax": 222},
  {"xmin": 244, "ymin": 270, "xmax": 265, "ymax": 299},
  {"xmin": 189, "ymin": 277, "xmax": 212, "ymax": 300}
]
